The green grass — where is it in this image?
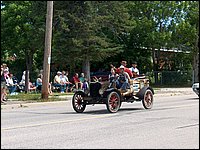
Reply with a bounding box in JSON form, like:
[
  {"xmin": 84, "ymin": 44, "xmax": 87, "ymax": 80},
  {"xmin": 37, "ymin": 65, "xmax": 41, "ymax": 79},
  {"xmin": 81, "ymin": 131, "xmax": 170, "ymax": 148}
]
[{"xmin": 7, "ymin": 92, "xmax": 74, "ymax": 102}]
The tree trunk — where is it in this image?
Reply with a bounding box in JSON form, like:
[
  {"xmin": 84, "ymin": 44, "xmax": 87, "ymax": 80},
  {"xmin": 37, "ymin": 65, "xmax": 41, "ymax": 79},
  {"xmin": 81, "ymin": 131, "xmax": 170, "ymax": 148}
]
[
  {"xmin": 25, "ymin": 50, "xmax": 33, "ymax": 93},
  {"xmin": 70, "ymin": 59, "xmax": 75, "ymax": 79},
  {"xmin": 25, "ymin": 70, "xmax": 29, "ymax": 93},
  {"xmin": 82, "ymin": 55, "xmax": 91, "ymax": 82}
]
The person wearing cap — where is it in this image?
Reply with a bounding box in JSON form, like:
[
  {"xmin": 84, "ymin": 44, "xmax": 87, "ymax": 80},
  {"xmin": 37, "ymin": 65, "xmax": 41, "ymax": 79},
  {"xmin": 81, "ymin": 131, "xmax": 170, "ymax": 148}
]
[
  {"xmin": 116, "ymin": 65, "xmax": 130, "ymax": 91},
  {"xmin": 53, "ymin": 71, "xmax": 65, "ymax": 93},
  {"xmin": 115, "ymin": 60, "xmax": 133, "ymax": 78},
  {"xmin": 130, "ymin": 61, "xmax": 139, "ymax": 78}
]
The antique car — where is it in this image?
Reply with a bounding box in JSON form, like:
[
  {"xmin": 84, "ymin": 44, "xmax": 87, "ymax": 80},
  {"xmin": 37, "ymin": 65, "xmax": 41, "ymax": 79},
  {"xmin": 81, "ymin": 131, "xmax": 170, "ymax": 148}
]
[{"xmin": 72, "ymin": 76, "xmax": 154, "ymax": 113}]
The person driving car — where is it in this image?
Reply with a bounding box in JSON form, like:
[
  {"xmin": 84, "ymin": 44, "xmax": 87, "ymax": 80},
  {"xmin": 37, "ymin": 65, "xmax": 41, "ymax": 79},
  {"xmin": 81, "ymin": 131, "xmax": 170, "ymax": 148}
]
[{"xmin": 116, "ymin": 65, "xmax": 130, "ymax": 92}]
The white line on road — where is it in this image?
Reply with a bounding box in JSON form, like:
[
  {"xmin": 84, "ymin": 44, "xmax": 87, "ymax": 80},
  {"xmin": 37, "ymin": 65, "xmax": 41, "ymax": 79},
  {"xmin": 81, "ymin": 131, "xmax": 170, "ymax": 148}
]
[
  {"xmin": 1, "ymin": 113, "xmax": 117, "ymax": 131},
  {"xmin": 1, "ymin": 104, "xmax": 197, "ymax": 131}
]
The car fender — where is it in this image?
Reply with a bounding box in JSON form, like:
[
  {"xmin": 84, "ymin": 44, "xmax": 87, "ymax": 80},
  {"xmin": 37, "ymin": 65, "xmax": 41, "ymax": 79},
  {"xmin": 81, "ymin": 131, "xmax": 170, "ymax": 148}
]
[
  {"xmin": 135, "ymin": 86, "xmax": 154, "ymax": 99},
  {"xmin": 74, "ymin": 90, "xmax": 87, "ymax": 97},
  {"xmin": 103, "ymin": 88, "xmax": 121, "ymax": 98}
]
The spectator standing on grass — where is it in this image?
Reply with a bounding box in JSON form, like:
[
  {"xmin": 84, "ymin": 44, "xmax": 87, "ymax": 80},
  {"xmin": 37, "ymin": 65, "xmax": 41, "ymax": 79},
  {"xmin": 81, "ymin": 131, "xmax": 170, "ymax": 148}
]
[
  {"xmin": 20, "ymin": 71, "xmax": 26, "ymax": 86},
  {"xmin": 2, "ymin": 63, "xmax": 9, "ymax": 74},
  {"xmin": 1, "ymin": 66, "xmax": 7, "ymax": 103}
]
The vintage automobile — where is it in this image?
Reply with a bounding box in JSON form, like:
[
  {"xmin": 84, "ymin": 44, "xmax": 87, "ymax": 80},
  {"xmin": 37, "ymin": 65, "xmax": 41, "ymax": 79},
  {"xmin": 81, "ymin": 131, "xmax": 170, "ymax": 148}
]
[{"xmin": 72, "ymin": 76, "xmax": 154, "ymax": 113}]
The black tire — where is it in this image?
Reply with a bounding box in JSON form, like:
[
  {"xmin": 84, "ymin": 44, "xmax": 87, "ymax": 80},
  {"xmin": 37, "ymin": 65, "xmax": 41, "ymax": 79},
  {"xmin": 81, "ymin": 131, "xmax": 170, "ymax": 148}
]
[
  {"xmin": 72, "ymin": 92, "xmax": 86, "ymax": 113},
  {"xmin": 142, "ymin": 89, "xmax": 153, "ymax": 109},
  {"xmin": 106, "ymin": 91, "xmax": 121, "ymax": 113}
]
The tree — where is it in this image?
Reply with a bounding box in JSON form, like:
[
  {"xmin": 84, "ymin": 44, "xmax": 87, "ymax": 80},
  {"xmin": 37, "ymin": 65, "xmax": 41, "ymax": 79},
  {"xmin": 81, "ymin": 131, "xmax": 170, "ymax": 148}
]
[
  {"xmin": 52, "ymin": 1, "xmax": 133, "ymax": 81},
  {"xmin": 125, "ymin": 1, "xmax": 195, "ymax": 83},
  {"xmin": 1, "ymin": 1, "xmax": 46, "ymax": 91}
]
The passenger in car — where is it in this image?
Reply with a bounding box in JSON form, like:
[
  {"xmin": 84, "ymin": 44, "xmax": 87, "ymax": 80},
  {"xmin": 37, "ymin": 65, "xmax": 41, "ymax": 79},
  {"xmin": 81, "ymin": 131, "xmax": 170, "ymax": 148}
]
[
  {"xmin": 129, "ymin": 61, "xmax": 140, "ymax": 78},
  {"xmin": 116, "ymin": 65, "xmax": 130, "ymax": 92},
  {"xmin": 114, "ymin": 60, "xmax": 133, "ymax": 78}
]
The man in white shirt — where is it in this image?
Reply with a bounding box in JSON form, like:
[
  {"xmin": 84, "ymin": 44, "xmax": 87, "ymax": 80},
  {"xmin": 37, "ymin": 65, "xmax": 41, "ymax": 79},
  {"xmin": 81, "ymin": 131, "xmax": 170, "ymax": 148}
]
[
  {"xmin": 6, "ymin": 73, "xmax": 18, "ymax": 95},
  {"xmin": 129, "ymin": 61, "xmax": 139, "ymax": 78},
  {"xmin": 54, "ymin": 71, "xmax": 65, "ymax": 93}
]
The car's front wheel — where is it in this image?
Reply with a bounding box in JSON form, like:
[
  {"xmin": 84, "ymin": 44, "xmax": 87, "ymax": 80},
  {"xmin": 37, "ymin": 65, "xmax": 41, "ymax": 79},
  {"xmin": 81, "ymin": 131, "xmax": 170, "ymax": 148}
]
[{"xmin": 72, "ymin": 92, "xmax": 86, "ymax": 113}]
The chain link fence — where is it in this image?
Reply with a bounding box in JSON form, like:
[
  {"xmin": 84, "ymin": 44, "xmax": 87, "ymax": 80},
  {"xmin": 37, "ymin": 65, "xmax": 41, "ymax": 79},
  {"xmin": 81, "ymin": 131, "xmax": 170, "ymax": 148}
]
[{"xmin": 145, "ymin": 71, "xmax": 193, "ymax": 86}]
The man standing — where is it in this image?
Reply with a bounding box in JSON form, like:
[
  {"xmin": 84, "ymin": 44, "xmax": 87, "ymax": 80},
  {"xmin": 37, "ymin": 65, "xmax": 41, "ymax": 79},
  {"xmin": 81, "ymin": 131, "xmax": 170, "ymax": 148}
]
[{"xmin": 115, "ymin": 60, "xmax": 133, "ymax": 78}]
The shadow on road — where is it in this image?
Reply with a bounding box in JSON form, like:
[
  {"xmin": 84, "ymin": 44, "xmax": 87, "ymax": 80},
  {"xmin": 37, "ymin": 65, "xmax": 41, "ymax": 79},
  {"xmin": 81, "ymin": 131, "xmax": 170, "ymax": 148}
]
[
  {"xmin": 83, "ymin": 107, "xmax": 144, "ymax": 114},
  {"xmin": 118, "ymin": 107, "xmax": 144, "ymax": 112},
  {"xmin": 185, "ymin": 97, "xmax": 199, "ymax": 101},
  {"xmin": 16, "ymin": 107, "xmax": 147, "ymax": 115}
]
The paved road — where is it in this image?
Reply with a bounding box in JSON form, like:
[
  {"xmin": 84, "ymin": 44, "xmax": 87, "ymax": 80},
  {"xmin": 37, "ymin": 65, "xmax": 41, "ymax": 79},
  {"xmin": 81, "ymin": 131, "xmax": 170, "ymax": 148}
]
[{"xmin": 1, "ymin": 92, "xmax": 199, "ymax": 149}]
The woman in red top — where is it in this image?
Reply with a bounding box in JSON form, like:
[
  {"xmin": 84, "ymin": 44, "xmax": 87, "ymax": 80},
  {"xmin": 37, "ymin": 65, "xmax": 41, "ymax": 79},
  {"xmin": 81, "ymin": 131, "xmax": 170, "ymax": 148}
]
[{"xmin": 73, "ymin": 73, "xmax": 83, "ymax": 90}]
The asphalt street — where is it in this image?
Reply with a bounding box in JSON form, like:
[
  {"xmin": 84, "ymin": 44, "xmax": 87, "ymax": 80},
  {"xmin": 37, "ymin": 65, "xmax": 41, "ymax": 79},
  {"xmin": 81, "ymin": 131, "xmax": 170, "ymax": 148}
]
[{"xmin": 1, "ymin": 89, "xmax": 199, "ymax": 149}]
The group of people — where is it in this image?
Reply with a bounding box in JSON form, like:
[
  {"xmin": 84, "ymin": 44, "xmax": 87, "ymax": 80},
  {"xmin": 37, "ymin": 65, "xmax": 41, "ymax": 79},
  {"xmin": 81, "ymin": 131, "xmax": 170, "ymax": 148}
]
[
  {"xmin": 53, "ymin": 71, "xmax": 73, "ymax": 93},
  {"xmin": 109, "ymin": 60, "xmax": 140, "ymax": 92},
  {"xmin": 1, "ymin": 63, "xmax": 22, "ymax": 103},
  {"xmin": 53, "ymin": 71, "xmax": 89, "ymax": 93},
  {"xmin": 1, "ymin": 60, "xmax": 140, "ymax": 103},
  {"xmin": 20, "ymin": 71, "xmax": 39, "ymax": 92},
  {"xmin": 52, "ymin": 61, "xmax": 139, "ymax": 94}
]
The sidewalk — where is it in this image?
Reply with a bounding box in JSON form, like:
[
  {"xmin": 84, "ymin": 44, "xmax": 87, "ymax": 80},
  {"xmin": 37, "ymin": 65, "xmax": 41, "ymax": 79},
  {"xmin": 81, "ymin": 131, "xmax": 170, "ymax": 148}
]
[
  {"xmin": 1, "ymin": 87, "xmax": 194, "ymax": 109},
  {"xmin": 154, "ymin": 87, "xmax": 194, "ymax": 95}
]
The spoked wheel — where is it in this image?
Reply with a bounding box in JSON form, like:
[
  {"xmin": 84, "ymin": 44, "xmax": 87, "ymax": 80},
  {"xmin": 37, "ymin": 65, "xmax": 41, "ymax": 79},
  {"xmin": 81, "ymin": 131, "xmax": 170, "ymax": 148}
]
[
  {"xmin": 106, "ymin": 91, "xmax": 121, "ymax": 113},
  {"xmin": 72, "ymin": 92, "xmax": 86, "ymax": 113},
  {"xmin": 142, "ymin": 89, "xmax": 153, "ymax": 109}
]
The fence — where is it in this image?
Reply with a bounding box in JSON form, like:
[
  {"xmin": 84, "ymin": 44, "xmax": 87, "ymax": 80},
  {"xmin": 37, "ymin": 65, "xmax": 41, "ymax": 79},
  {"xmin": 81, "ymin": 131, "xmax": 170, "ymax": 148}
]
[{"xmin": 145, "ymin": 71, "xmax": 193, "ymax": 86}]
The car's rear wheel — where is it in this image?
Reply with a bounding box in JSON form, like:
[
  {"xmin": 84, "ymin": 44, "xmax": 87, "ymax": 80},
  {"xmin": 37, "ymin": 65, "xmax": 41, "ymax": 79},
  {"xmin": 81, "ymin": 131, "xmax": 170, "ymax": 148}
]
[
  {"xmin": 142, "ymin": 89, "xmax": 153, "ymax": 109},
  {"xmin": 72, "ymin": 92, "xmax": 86, "ymax": 113},
  {"xmin": 106, "ymin": 91, "xmax": 121, "ymax": 113}
]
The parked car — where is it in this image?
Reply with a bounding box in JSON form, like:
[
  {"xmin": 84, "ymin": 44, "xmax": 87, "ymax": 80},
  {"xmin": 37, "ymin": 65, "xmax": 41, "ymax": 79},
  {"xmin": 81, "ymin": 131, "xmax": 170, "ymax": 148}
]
[{"xmin": 192, "ymin": 82, "xmax": 199, "ymax": 96}]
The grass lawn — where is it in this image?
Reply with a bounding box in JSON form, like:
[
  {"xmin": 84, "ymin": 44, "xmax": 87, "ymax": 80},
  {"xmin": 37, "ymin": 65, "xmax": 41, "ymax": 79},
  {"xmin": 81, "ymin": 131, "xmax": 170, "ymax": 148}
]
[{"xmin": 6, "ymin": 92, "xmax": 74, "ymax": 102}]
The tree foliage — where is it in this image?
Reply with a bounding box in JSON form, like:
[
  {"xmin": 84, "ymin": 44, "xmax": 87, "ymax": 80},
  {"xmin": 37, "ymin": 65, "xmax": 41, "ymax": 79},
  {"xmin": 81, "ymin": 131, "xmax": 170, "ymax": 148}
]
[{"xmin": 1, "ymin": 1, "xmax": 199, "ymax": 82}]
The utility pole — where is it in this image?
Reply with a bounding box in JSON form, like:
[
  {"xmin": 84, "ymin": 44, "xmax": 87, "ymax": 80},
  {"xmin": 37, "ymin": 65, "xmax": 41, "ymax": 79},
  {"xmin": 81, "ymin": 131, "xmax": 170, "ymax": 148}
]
[{"xmin": 42, "ymin": 1, "xmax": 53, "ymax": 99}]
